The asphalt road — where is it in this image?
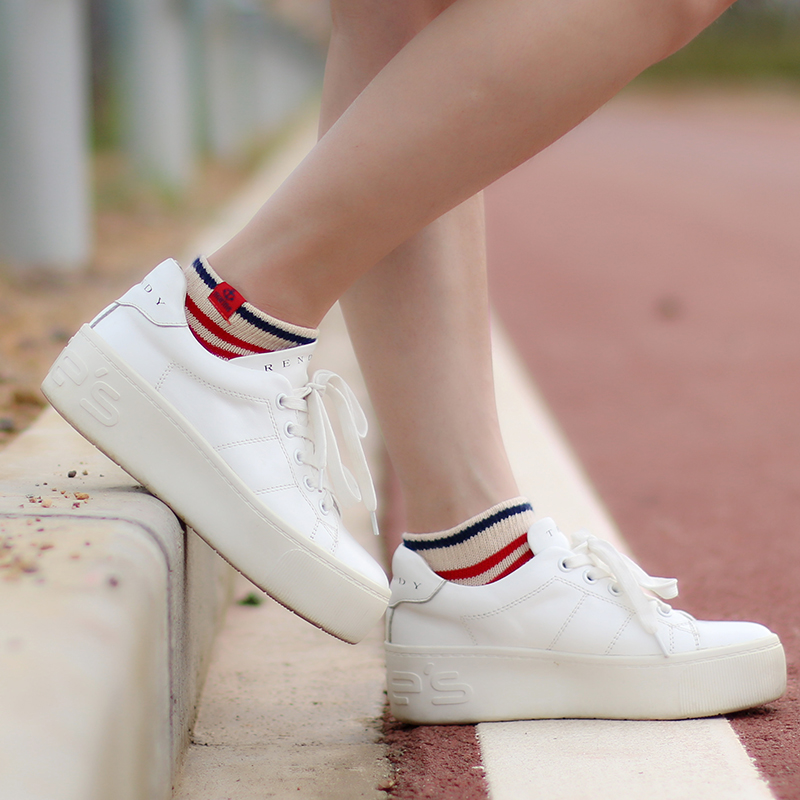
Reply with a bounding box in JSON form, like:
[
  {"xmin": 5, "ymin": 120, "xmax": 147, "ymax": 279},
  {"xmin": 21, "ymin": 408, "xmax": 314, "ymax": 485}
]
[{"xmin": 487, "ymin": 87, "xmax": 800, "ymax": 800}]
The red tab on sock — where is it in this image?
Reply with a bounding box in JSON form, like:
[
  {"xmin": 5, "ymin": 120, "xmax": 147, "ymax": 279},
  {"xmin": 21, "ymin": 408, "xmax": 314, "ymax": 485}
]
[{"xmin": 209, "ymin": 282, "xmax": 246, "ymax": 320}]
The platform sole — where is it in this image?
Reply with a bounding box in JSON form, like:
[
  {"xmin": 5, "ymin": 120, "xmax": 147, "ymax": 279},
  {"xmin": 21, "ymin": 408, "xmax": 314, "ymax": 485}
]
[{"xmin": 385, "ymin": 635, "xmax": 786, "ymax": 723}]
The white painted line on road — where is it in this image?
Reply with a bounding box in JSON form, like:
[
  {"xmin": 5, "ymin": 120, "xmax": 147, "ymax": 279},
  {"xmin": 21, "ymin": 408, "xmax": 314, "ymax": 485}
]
[
  {"xmin": 478, "ymin": 718, "xmax": 773, "ymax": 800},
  {"xmin": 483, "ymin": 321, "xmax": 775, "ymax": 800}
]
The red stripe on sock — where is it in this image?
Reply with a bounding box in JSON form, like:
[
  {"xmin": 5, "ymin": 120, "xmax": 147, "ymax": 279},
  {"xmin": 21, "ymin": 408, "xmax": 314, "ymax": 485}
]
[
  {"xmin": 436, "ymin": 533, "xmax": 531, "ymax": 582},
  {"xmin": 186, "ymin": 323, "xmax": 240, "ymax": 360},
  {"xmin": 185, "ymin": 295, "xmax": 267, "ymax": 354},
  {"xmin": 487, "ymin": 548, "xmax": 534, "ymax": 583}
]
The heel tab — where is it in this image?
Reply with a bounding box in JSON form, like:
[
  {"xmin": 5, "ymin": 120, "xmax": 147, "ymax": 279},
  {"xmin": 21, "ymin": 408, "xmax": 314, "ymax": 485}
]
[
  {"xmin": 114, "ymin": 259, "xmax": 188, "ymax": 327},
  {"xmin": 528, "ymin": 517, "xmax": 570, "ymax": 555},
  {"xmin": 389, "ymin": 545, "xmax": 445, "ymax": 607}
]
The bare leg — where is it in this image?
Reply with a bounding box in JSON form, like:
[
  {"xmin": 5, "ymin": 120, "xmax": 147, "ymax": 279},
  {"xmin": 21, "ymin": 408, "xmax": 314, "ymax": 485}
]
[
  {"xmin": 318, "ymin": 0, "xmax": 518, "ymax": 533},
  {"xmin": 211, "ymin": 0, "xmax": 732, "ymax": 326}
]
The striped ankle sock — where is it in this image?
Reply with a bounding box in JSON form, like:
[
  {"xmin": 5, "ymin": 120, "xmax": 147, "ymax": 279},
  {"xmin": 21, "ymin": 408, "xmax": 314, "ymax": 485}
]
[
  {"xmin": 183, "ymin": 256, "xmax": 317, "ymax": 359},
  {"xmin": 402, "ymin": 498, "xmax": 535, "ymax": 586}
]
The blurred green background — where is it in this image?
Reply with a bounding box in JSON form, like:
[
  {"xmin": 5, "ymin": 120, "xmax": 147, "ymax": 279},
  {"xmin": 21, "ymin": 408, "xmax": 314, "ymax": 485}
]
[{"xmin": 640, "ymin": 0, "xmax": 800, "ymax": 84}]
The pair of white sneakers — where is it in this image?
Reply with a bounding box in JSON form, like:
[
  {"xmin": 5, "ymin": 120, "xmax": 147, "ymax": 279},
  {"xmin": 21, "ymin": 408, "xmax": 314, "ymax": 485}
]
[{"xmin": 42, "ymin": 259, "xmax": 786, "ymax": 724}]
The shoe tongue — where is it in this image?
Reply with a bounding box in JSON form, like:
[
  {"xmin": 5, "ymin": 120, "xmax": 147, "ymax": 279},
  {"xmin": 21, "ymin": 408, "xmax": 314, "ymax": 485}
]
[
  {"xmin": 527, "ymin": 517, "xmax": 571, "ymax": 555},
  {"xmin": 232, "ymin": 343, "xmax": 316, "ymax": 387}
]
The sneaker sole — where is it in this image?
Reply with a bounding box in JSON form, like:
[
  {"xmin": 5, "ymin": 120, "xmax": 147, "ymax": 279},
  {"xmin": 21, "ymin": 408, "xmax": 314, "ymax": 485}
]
[
  {"xmin": 385, "ymin": 636, "xmax": 786, "ymax": 723},
  {"xmin": 41, "ymin": 325, "xmax": 390, "ymax": 644}
]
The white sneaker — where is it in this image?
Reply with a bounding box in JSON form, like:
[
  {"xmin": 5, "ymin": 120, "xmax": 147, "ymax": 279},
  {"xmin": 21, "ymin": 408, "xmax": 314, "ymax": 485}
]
[
  {"xmin": 42, "ymin": 259, "xmax": 390, "ymax": 643},
  {"xmin": 385, "ymin": 517, "xmax": 785, "ymax": 723}
]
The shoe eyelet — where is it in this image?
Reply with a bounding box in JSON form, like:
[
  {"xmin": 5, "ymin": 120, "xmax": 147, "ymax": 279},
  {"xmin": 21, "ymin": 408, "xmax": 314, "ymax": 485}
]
[
  {"xmin": 284, "ymin": 421, "xmax": 294, "ymax": 438},
  {"xmin": 558, "ymin": 558, "xmax": 572, "ymax": 572},
  {"xmin": 302, "ymin": 476, "xmax": 315, "ymax": 492},
  {"xmin": 608, "ymin": 583, "xmax": 622, "ymax": 597},
  {"xmin": 294, "ymin": 450, "xmax": 304, "ymax": 466},
  {"xmin": 319, "ymin": 499, "xmax": 331, "ymax": 515},
  {"xmin": 582, "ymin": 569, "xmax": 597, "ymax": 585},
  {"xmin": 275, "ymin": 393, "xmax": 287, "ymax": 409},
  {"xmin": 657, "ymin": 605, "xmax": 672, "ymax": 618}
]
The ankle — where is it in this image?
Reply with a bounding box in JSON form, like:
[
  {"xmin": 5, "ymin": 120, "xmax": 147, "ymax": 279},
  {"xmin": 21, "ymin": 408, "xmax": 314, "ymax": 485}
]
[{"xmin": 207, "ymin": 246, "xmax": 328, "ymax": 329}]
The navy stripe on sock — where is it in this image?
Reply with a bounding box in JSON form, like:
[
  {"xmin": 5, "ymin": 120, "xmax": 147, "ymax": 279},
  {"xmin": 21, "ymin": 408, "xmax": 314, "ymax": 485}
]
[
  {"xmin": 193, "ymin": 257, "xmax": 315, "ymax": 347},
  {"xmin": 404, "ymin": 501, "xmax": 534, "ymax": 551},
  {"xmin": 192, "ymin": 257, "xmax": 218, "ymax": 290},
  {"xmin": 235, "ymin": 305, "xmax": 317, "ymax": 346}
]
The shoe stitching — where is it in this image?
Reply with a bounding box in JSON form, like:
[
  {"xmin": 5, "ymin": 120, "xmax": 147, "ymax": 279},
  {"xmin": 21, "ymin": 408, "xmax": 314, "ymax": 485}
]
[
  {"xmin": 215, "ymin": 435, "xmax": 280, "ymax": 450},
  {"xmin": 320, "ymin": 517, "xmax": 340, "ymax": 550},
  {"xmin": 462, "ymin": 567, "xmax": 649, "ymax": 652},
  {"xmin": 581, "ymin": 579, "xmax": 635, "ymax": 614},
  {"xmin": 670, "ymin": 618, "xmax": 695, "ymax": 634},
  {"xmin": 253, "ymin": 483, "xmax": 298, "ymax": 494},
  {"xmin": 81, "ymin": 331, "xmax": 384, "ymax": 600},
  {"xmin": 462, "ymin": 577, "xmax": 556, "ymax": 622},
  {"xmin": 154, "ymin": 363, "xmax": 174, "ymax": 392},
  {"xmin": 165, "ymin": 362, "xmax": 276, "ymax": 404},
  {"xmin": 548, "ymin": 593, "xmax": 586, "ymax": 651},
  {"xmin": 604, "ymin": 613, "xmax": 635, "ymax": 655},
  {"xmin": 676, "ymin": 612, "xmax": 701, "ymax": 648},
  {"xmin": 461, "ymin": 578, "xmax": 596, "ymax": 647},
  {"xmin": 253, "ymin": 486, "xmax": 340, "ymax": 549},
  {"xmin": 461, "ymin": 621, "xmax": 480, "ymax": 646},
  {"xmin": 252, "ymin": 484, "xmax": 337, "ymax": 543},
  {"xmin": 464, "ymin": 569, "xmax": 636, "ymax": 619},
  {"xmin": 460, "ymin": 581, "xmax": 555, "ymax": 645},
  {"xmin": 663, "ymin": 616, "xmax": 699, "ymax": 652}
]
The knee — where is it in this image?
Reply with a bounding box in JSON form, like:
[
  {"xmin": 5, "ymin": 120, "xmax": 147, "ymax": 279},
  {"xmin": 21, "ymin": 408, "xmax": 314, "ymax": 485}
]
[
  {"xmin": 329, "ymin": 0, "xmax": 457, "ymax": 42},
  {"xmin": 656, "ymin": 0, "xmax": 736, "ymax": 58}
]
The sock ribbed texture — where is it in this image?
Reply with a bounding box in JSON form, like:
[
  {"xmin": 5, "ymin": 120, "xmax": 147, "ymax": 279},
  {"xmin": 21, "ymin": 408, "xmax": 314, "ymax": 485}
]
[
  {"xmin": 402, "ymin": 498, "xmax": 535, "ymax": 586},
  {"xmin": 183, "ymin": 256, "xmax": 317, "ymax": 359}
]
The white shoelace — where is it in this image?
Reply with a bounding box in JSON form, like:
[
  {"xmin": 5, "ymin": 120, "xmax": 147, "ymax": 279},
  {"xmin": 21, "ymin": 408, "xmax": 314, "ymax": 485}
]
[
  {"xmin": 566, "ymin": 532, "xmax": 679, "ymax": 656},
  {"xmin": 280, "ymin": 369, "xmax": 379, "ymax": 536}
]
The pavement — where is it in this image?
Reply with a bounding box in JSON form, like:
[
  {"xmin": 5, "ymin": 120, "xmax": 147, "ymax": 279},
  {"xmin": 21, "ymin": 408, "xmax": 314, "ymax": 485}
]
[{"xmin": 1, "ymin": 88, "xmax": 797, "ymax": 799}]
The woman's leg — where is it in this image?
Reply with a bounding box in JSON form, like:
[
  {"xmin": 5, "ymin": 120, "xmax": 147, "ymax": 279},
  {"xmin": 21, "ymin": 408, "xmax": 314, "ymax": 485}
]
[
  {"xmin": 210, "ymin": 0, "xmax": 733, "ymax": 326},
  {"xmin": 318, "ymin": 0, "xmax": 519, "ymax": 534},
  {"xmin": 45, "ymin": 0, "xmax": 786, "ymax": 711}
]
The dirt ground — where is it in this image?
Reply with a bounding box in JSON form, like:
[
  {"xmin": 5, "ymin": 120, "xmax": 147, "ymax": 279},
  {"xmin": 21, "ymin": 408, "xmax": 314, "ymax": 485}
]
[{"xmin": 0, "ymin": 153, "xmax": 257, "ymax": 449}]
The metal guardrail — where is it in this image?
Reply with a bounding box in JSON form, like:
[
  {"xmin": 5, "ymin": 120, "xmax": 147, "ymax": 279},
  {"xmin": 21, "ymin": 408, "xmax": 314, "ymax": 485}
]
[{"xmin": 0, "ymin": 0, "xmax": 324, "ymax": 274}]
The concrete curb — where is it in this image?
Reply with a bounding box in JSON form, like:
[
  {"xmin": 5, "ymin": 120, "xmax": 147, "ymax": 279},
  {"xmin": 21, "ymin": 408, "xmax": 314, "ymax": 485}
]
[{"xmin": 0, "ymin": 410, "xmax": 233, "ymax": 800}]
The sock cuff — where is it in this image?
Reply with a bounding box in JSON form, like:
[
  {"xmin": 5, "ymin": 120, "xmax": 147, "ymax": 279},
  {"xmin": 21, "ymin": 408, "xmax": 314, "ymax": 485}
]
[
  {"xmin": 402, "ymin": 497, "xmax": 534, "ymax": 550},
  {"xmin": 186, "ymin": 256, "xmax": 318, "ymax": 349},
  {"xmin": 403, "ymin": 498, "xmax": 535, "ymax": 585}
]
